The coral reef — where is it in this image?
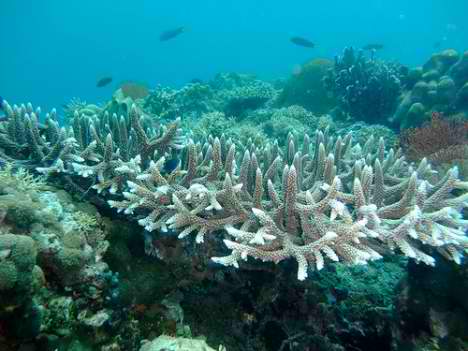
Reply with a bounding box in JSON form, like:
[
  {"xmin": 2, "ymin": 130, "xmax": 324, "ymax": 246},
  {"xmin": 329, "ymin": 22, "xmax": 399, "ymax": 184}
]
[
  {"xmin": 2, "ymin": 98, "xmax": 467, "ymax": 283},
  {"xmin": 221, "ymin": 80, "xmax": 276, "ymax": 120},
  {"xmin": 120, "ymin": 82, "xmax": 150, "ymax": 100},
  {"xmin": 324, "ymin": 47, "xmax": 406, "ymax": 124},
  {"xmin": 394, "ymin": 259, "xmax": 468, "ymax": 350},
  {"xmin": 278, "ymin": 58, "xmax": 337, "ymax": 114},
  {"xmin": 1, "ymin": 52, "xmax": 468, "ymax": 349},
  {"xmin": 140, "ymin": 335, "xmax": 225, "ymax": 351},
  {"xmin": 144, "ymin": 83, "xmax": 219, "ymax": 121},
  {"xmin": 103, "ymin": 117, "xmax": 468, "ymax": 280},
  {"xmin": 0, "ymin": 163, "xmax": 118, "ymax": 348},
  {"xmin": 0, "ymin": 234, "xmax": 39, "ymax": 311},
  {"xmin": 399, "ymin": 111, "xmax": 468, "ymax": 164},
  {"xmin": 392, "ymin": 50, "xmax": 468, "ymax": 129}
]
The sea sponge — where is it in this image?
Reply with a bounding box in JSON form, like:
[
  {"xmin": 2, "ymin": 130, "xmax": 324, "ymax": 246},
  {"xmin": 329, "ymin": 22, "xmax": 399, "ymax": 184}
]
[{"xmin": 278, "ymin": 58, "xmax": 336, "ymax": 114}]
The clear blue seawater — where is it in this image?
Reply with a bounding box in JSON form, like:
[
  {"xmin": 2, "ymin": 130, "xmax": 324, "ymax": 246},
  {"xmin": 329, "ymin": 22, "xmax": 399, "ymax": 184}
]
[{"xmin": 1, "ymin": 0, "xmax": 467, "ymax": 112}]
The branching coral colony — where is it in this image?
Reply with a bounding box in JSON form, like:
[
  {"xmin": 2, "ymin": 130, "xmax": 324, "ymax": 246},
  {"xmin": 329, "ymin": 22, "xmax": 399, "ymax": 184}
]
[{"xmin": 1, "ymin": 100, "xmax": 468, "ymax": 280}]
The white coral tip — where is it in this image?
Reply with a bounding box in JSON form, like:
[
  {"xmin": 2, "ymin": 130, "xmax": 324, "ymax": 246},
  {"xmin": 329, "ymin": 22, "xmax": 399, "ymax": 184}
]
[{"xmin": 323, "ymin": 231, "xmax": 338, "ymax": 241}]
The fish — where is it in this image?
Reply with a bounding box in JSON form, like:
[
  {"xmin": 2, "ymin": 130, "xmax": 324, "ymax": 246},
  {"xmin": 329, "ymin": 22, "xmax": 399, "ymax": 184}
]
[
  {"xmin": 97, "ymin": 77, "xmax": 113, "ymax": 88},
  {"xmin": 0, "ymin": 95, "xmax": 3, "ymax": 109},
  {"xmin": 160, "ymin": 27, "xmax": 186, "ymax": 42},
  {"xmin": 290, "ymin": 36, "xmax": 315, "ymax": 48},
  {"xmin": 433, "ymin": 41, "xmax": 442, "ymax": 49},
  {"xmin": 163, "ymin": 157, "xmax": 180, "ymax": 174},
  {"xmin": 362, "ymin": 44, "xmax": 384, "ymax": 51}
]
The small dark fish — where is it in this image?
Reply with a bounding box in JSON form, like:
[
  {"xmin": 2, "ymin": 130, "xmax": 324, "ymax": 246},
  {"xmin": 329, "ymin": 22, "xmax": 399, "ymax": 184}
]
[
  {"xmin": 0, "ymin": 96, "xmax": 4, "ymax": 109},
  {"xmin": 290, "ymin": 36, "xmax": 315, "ymax": 48},
  {"xmin": 163, "ymin": 157, "xmax": 180, "ymax": 174},
  {"xmin": 433, "ymin": 41, "xmax": 442, "ymax": 49},
  {"xmin": 160, "ymin": 27, "xmax": 186, "ymax": 42},
  {"xmin": 363, "ymin": 43, "xmax": 384, "ymax": 51},
  {"xmin": 97, "ymin": 77, "xmax": 113, "ymax": 88},
  {"xmin": 190, "ymin": 78, "xmax": 204, "ymax": 84}
]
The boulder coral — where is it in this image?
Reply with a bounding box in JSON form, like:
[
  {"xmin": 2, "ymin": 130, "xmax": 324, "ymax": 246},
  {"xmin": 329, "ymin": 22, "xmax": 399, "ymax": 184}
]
[
  {"xmin": 391, "ymin": 49, "xmax": 468, "ymax": 129},
  {"xmin": 278, "ymin": 58, "xmax": 337, "ymax": 114}
]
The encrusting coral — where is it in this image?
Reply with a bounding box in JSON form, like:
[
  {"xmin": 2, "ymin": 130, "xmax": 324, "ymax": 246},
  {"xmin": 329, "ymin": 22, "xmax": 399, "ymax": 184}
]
[{"xmin": 1, "ymin": 99, "xmax": 468, "ymax": 281}]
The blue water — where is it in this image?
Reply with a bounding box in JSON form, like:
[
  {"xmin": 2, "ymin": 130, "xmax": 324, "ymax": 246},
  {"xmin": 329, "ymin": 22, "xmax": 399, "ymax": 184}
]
[{"xmin": 1, "ymin": 0, "xmax": 467, "ymax": 113}]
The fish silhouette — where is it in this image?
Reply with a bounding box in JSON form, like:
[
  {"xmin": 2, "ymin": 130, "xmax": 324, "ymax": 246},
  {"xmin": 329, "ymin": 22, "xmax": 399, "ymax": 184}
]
[
  {"xmin": 160, "ymin": 27, "xmax": 186, "ymax": 42},
  {"xmin": 290, "ymin": 36, "xmax": 315, "ymax": 48},
  {"xmin": 97, "ymin": 77, "xmax": 113, "ymax": 87}
]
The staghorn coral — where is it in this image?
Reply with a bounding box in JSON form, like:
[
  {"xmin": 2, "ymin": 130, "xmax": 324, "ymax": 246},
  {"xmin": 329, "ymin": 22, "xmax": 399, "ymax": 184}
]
[
  {"xmin": 106, "ymin": 125, "xmax": 468, "ymax": 280},
  {"xmin": 70, "ymin": 103, "xmax": 184, "ymax": 194},
  {"xmin": 2, "ymin": 98, "xmax": 468, "ymax": 281},
  {"xmin": 63, "ymin": 98, "xmax": 102, "ymax": 125},
  {"xmin": 1, "ymin": 99, "xmax": 185, "ymax": 198},
  {"xmin": 0, "ymin": 101, "xmax": 83, "ymax": 173}
]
